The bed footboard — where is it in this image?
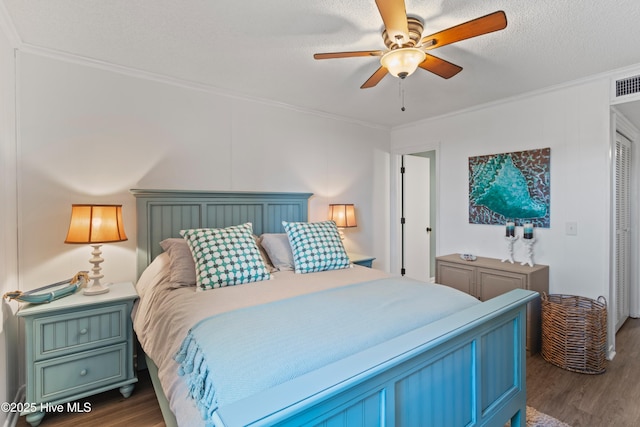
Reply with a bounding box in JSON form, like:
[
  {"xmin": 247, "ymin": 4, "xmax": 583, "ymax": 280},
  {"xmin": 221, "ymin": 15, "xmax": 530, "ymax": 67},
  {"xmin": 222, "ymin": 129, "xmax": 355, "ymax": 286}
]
[{"xmin": 215, "ymin": 289, "xmax": 537, "ymax": 427}]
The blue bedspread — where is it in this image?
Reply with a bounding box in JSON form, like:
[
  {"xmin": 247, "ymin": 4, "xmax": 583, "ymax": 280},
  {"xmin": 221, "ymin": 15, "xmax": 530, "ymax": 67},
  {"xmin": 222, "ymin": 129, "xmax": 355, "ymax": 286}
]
[{"xmin": 174, "ymin": 277, "xmax": 478, "ymax": 424}]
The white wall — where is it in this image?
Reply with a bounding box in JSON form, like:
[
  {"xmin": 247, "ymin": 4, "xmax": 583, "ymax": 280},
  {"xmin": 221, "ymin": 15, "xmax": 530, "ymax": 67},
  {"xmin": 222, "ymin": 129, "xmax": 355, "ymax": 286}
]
[
  {"xmin": 0, "ymin": 17, "xmax": 19, "ymax": 426},
  {"xmin": 16, "ymin": 51, "xmax": 391, "ymax": 291},
  {"xmin": 391, "ymin": 79, "xmax": 612, "ymax": 303}
]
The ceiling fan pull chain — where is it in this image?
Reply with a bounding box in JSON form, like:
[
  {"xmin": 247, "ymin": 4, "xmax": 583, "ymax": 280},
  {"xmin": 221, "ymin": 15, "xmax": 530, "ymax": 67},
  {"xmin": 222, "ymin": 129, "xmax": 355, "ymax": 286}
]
[{"xmin": 399, "ymin": 80, "xmax": 406, "ymax": 112}]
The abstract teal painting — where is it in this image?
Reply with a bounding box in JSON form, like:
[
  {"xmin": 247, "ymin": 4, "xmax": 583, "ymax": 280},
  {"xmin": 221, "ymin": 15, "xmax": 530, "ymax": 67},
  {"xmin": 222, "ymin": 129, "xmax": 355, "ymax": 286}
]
[{"xmin": 469, "ymin": 148, "xmax": 550, "ymax": 227}]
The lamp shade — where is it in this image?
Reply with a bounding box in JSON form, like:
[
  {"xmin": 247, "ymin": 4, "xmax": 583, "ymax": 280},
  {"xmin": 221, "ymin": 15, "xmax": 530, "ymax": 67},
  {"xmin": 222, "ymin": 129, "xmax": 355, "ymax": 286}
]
[
  {"xmin": 65, "ymin": 204, "xmax": 128, "ymax": 244},
  {"xmin": 380, "ymin": 48, "xmax": 426, "ymax": 79},
  {"xmin": 329, "ymin": 204, "xmax": 357, "ymax": 228}
]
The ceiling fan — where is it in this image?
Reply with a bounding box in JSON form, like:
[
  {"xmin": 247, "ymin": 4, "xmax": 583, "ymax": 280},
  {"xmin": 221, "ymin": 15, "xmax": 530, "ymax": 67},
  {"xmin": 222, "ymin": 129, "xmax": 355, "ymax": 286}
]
[{"xmin": 314, "ymin": 0, "xmax": 507, "ymax": 89}]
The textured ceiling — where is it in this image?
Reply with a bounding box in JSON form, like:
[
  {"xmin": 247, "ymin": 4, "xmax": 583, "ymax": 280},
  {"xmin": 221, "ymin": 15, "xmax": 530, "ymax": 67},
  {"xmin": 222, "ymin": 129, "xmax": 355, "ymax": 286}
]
[{"xmin": 3, "ymin": 0, "xmax": 640, "ymax": 128}]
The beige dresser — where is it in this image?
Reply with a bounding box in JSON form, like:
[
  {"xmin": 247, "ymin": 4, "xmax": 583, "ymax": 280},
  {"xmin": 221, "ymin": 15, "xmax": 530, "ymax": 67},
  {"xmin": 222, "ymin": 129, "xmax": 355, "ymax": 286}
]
[{"xmin": 435, "ymin": 253, "xmax": 549, "ymax": 354}]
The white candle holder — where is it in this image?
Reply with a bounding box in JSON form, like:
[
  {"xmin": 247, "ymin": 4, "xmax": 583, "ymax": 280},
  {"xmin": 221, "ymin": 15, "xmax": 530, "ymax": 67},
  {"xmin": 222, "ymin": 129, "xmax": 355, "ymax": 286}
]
[
  {"xmin": 501, "ymin": 235, "xmax": 518, "ymax": 264},
  {"xmin": 521, "ymin": 237, "xmax": 536, "ymax": 267}
]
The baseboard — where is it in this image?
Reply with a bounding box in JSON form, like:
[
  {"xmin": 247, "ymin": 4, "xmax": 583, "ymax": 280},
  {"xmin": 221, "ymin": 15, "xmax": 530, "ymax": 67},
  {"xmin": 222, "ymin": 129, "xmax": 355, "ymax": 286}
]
[
  {"xmin": 2, "ymin": 384, "xmax": 25, "ymax": 427},
  {"xmin": 608, "ymin": 344, "xmax": 617, "ymax": 360}
]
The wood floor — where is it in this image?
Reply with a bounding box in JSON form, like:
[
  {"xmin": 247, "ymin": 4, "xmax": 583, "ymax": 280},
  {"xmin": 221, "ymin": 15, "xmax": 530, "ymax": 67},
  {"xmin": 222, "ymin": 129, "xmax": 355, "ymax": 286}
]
[
  {"xmin": 527, "ymin": 317, "xmax": 640, "ymax": 426},
  {"xmin": 15, "ymin": 371, "xmax": 164, "ymax": 427},
  {"xmin": 15, "ymin": 318, "xmax": 640, "ymax": 427}
]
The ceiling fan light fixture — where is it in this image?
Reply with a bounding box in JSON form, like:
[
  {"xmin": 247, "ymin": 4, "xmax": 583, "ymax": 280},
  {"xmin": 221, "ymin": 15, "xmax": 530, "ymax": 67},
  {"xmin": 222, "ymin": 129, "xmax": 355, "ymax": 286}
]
[{"xmin": 380, "ymin": 48, "xmax": 426, "ymax": 79}]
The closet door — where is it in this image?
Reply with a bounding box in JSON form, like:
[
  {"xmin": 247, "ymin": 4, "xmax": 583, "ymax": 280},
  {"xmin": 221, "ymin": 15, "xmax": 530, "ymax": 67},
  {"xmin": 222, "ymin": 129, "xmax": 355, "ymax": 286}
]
[{"xmin": 614, "ymin": 132, "xmax": 631, "ymax": 332}]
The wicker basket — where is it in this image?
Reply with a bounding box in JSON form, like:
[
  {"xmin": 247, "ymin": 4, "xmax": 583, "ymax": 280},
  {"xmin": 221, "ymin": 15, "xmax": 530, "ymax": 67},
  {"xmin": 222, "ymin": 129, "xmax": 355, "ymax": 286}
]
[{"xmin": 541, "ymin": 293, "xmax": 607, "ymax": 374}]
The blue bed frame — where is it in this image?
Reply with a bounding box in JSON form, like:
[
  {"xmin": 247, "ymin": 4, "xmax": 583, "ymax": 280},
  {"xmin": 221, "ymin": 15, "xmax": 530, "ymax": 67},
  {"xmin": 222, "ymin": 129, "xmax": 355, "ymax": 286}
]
[{"xmin": 131, "ymin": 189, "xmax": 537, "ymax": 427}]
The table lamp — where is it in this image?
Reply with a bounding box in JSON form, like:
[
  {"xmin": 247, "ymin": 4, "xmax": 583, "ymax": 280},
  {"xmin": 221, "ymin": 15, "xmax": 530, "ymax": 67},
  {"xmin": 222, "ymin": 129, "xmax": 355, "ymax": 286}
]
[
  {"xmin": 64, "ymin": 204, "xmax": 128, "ymax": 295},
  {"xmin": 329, "ymin": 204, "xmax": 357, "ymax": 239}
]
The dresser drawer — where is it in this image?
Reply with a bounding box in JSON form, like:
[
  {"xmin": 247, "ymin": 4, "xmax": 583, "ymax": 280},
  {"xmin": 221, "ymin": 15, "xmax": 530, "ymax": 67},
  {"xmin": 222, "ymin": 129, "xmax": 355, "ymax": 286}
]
[
  {"xmin": 476, "ymin": 268, "xmax": 526, "ymax": 301},
  {"xmin": 33, "ymin": 304, "xmax": 127, "ymax": 360},
  {"xmin": 34, "ymin": 343, "xmax": 127, "ymax": 403},
  {"xmin": 436, "ymin": 261, "xmax": 476, "ymax": 296}
]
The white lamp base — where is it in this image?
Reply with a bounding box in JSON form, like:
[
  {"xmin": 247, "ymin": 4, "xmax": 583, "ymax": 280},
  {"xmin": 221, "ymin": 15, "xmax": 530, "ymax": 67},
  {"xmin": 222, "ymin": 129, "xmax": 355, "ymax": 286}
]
[
  {"xmin": 83, "ymin": 283, "xmax": 110, "ymax": 295},
  {"xmin": 83, "ymin": 244, "xmax": 110, "ymax": 295}
]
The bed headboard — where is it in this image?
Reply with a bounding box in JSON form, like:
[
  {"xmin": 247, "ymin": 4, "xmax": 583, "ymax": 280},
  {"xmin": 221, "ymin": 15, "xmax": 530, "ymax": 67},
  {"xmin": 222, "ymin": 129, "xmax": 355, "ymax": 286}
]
[{"xmin": 130, "ymin": 189, "xmax": 313, "ymax": 279}]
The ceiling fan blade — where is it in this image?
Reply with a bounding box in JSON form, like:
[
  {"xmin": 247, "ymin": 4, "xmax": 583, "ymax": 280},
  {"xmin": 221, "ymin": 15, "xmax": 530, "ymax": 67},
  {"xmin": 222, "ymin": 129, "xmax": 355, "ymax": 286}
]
[
  {"xmin": 361, "ymin": 67, "xmax": 388, "ymax": 89},
  {"xmin": 314, "ymin": 50, "xmax": 384, "ymax": 60},
  {"xmin": 375, "ymin": 0, "xmax": 410, "ymax": 46},
  {"xmin": 420, "ymin": 10, "xmax": 507, "ymax": 49},
  {"xmin": 418, "ymin": 54, "xmax": 463, "ymax": 79}
]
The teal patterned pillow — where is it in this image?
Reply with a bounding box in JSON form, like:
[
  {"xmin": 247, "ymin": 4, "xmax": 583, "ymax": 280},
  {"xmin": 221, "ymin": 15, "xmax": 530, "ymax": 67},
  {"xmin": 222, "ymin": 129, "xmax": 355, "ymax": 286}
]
[
  {"xmin": 180, "ymin": 223, "xmax": 270, "ymax": 290},
  {"xmin": 282, "ymin": 220, "xmax": 351, "ymax": 274}
]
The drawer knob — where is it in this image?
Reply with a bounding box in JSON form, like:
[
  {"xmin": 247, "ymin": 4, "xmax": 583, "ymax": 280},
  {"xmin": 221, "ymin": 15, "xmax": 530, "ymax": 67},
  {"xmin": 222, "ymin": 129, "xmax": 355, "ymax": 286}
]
[
  {"xmin": 79, "ymin": 328, "xmax": 88, "ymax": 335},
  {"xmin": 80, "ymin": 369, "xmax": 87, "ymax": 376}
]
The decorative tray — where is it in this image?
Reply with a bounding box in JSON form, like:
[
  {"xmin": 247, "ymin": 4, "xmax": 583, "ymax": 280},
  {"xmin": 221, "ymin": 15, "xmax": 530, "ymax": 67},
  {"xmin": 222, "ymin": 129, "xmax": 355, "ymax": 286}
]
[{"xmin": 3, "ymin": 272, "xmax": 88, "ymax": 304}]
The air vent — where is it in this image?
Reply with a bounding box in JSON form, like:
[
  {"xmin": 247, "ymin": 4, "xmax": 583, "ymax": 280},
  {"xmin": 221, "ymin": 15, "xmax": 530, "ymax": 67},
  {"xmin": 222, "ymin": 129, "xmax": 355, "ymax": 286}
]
[{"xmin": 616, "ymin": 75, "xmax": 640, "ymax": 97}]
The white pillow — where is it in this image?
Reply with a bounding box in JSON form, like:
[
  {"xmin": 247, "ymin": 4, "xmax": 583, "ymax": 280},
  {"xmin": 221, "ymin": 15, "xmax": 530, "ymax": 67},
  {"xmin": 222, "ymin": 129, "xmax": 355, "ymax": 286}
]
[
  {"xmin": 135, "ymin": 252, "xmax": 171, "ymax": 299},
  {"xmin": 259, "ymin": 233, "xmax": 295, "ymax": 271}
]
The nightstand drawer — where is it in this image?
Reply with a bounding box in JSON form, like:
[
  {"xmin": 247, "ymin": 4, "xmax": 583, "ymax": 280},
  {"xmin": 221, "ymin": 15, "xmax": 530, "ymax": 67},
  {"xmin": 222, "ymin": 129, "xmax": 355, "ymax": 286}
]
[
  {"xmin": 34, "ymin": 343, "xmax": 127, "ymax": 403},
  {"xmin": 33, "ymin": 304, "xmax": 127, "ymax": 360}
]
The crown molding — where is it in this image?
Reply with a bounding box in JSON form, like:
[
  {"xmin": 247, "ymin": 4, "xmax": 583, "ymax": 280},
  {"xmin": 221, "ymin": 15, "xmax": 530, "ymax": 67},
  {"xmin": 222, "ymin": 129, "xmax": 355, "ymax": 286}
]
[
  {"xmin": 16, "ymin": 42, "xmax": 388, "ymax": 132},
  {"xmin": 393, "ymin": 61, "xmax": 640, "ymax": 131}
]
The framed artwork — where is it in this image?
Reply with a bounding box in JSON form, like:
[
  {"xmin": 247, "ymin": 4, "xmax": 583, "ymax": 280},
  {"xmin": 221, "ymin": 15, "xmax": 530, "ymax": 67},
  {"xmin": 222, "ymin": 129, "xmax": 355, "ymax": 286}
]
[{"xmin": 469, "ymin": 148, "xmax": 550, "ymax": 227}]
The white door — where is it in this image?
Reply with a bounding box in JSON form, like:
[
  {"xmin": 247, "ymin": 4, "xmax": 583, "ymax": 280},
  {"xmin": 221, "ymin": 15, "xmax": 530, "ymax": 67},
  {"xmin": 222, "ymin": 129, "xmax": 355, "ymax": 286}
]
[
  {"xmin": 403, "ymin": 155, "xmax": 431, "ymax": 281},
  {"xmin": 614, "ymin": 132, "xmax": 631, "ymax": 332}
]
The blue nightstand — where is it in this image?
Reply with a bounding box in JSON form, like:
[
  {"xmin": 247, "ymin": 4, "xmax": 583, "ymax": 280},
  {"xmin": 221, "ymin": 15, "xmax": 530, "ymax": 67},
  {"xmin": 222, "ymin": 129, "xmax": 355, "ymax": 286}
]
[
  {"xmin": 17, "ymin": 282, "xmax": 138, "ymax": 426},
  {"xmin": 349, "ymin": 253, "xmax": 376, "ymax": 268}
]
